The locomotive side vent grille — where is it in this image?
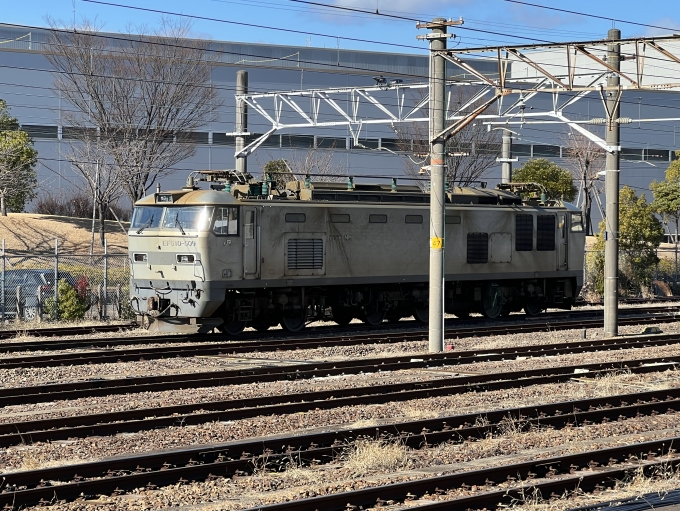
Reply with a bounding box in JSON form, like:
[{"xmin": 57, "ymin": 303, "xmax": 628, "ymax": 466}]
[
  {"xmin": 467, "ymin": 232, "xmax": 489, "ymax": 264},
  {"xmin": 537, "ymin": 215, "xmax": 556, "ymax": 251},
  {"xmin": 287, "ymin": 239, "xmax": 324, "ymax": 270},
  {"xmin": 515, "ymin": 214, "xmax": 533, "ymax": 251}
]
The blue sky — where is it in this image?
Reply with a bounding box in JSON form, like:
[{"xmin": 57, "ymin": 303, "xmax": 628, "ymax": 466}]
[{"xmin": 3, "ymin": 0, "xmax": 679, "ymax": 53}]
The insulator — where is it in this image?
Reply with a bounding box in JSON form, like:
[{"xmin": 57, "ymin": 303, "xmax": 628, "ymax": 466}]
[
  {"xmin": 588, "ymin": 118, "xmax": 607, "ymax": 125},
  {"xmin": 616, "ymin": 117, "xmax": 633, "ymax": 124}
]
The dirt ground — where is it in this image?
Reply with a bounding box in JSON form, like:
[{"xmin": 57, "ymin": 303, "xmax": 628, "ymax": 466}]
[{"xmin": 0, "ymin": 213, "xmax": 128, "ymax": 254}]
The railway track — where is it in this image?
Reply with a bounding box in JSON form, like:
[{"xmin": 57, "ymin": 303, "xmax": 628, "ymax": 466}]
[
  {"xmin": 5, "ymin": 329, "xmax": 680, "ymax": 406},
  {"xmin": 2, "ymin": 306, "xmax": 680, "ymax": 368},
  {"xmin": 3, "ymin": 385, "xmax": 680, "ymax": 508},
  {"xmin": 2, "ymin": 350, "xmax": 680, "ymax": 447},
  {"xmin": 0, "ymin": 322, "xmax": 135, "ymax": 341},
  {"xmin": 1, "ymin": 305, "xmax": 679, "ymax": 357}
]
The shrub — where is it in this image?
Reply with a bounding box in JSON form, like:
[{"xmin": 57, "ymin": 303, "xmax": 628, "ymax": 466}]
[
  {"xmin": 44, "ymin": 279, "xmax": 88, "ymax": 320},
  {"xmin": 33, "ymin": 190, "xmax": 131, "ymax": 221}
]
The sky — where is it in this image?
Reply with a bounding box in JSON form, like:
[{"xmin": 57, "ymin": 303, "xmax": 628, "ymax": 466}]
[{"xmin": 2, "ymin": 0, "xmax": 679, "ymax": 54}]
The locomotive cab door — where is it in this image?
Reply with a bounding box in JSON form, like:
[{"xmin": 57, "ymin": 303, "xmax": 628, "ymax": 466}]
[
  {"xmin": 243, "ymin": 207, "xmax": 259, "ymax": 279},
  {"xmin": 558, "ymin": 213, "xmax": 568, "ymax": 270}
]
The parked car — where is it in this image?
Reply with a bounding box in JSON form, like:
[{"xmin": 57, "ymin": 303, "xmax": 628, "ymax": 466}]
[{"xmin": 0, "ymin": 270, "xmax": 76, "ymax": 320}]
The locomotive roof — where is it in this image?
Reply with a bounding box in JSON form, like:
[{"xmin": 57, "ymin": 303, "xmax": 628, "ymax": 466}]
[
  {"xmin": 136, "ymin": 189, "xmax": 239, "ymax": 206},
  {"xmin": 135, "ymin": 184, "xmax": 576, "ymax": 209}
]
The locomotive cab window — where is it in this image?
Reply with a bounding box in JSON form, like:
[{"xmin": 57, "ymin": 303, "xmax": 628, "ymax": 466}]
[
  {"xmin": 570, "ymin": 212, "xmax": 584, "ymax": 232},
  {"xmin": 213, "ymin": 207, "xmax": 239, "ymax": 235},
  {"xmin": 537, "ymin": 215, "xmax": 556, "ymax": 251}
]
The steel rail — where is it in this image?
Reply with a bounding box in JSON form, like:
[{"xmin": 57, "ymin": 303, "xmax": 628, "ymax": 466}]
[
  {"xmin": 2, "ymin": 307, "xmax": 679, "ymax": 368},
  {"xmin": 3, "ymin": 387, "xmax": 680, "ymax": 508},
  {"xmin": 242, "ymin": 440, "xmax": 680, "ymax": 511},
  {"xmin": 1, "ymin": 353, "xmax": 679, "ymax": 447},
  {"xmin": 0, "ymin": 301, "xmax": 674, "ymax": 350},
  {"xmin": 0, "ymin": 323, "xmax": 135, "ymax": 341},
  {"xmin": 3, "ymin": 329, "xmax": 680, "ymax": 405}
]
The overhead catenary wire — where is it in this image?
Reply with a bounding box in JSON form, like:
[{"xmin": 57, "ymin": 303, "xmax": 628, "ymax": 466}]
[{"xmin": 504, "ymin": 0, "xmax": 680, "ymax": 34}]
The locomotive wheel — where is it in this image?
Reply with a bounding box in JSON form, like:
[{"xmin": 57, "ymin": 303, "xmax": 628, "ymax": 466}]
[
  {"xmin": 481, "ymin": 286, "xmax": 504, "ymax": 319},
  {"xmin": 524, "ymin": 300, "xmax": 544, "ymax": 317},
  {"xmin": 361, "ymin": 306, "xmax": 386, "ymax": 326},
  {"xmin": 413, "ymin": 304, "xmax": 428, "ymax": 323},
  {"xmin": 281, "ymin": 310, "xmax": 306, "ymax": 332},
  {"xmin": 332, "ymin": 306, "xmax": 354, "ymax": 327},
  {"xmin": 221, "ymin": 320, "xmax": 246, "ymax": 336}
]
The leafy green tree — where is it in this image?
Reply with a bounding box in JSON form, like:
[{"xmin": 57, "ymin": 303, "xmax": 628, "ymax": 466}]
[
  {"xmin": 263, "ymin": 159, "xmax": 295, "ymax": 190},
  {"xmin": 0, "ymin": 101, "xmax": 38, "ymax": 215},
  {"xmin": 651, "ymin": 152, "xmax": 680, "ymax": 243},
  {"xmin": 512, "ymin": 158, "xmax": 578, "ymax": 202},
  {"xmin": 0, "ymin": 100, "xmax": 19, "ymax": 131},
  {"xmin": 591, "ymin": 186, "xmax": 664, "ymax": 295}
]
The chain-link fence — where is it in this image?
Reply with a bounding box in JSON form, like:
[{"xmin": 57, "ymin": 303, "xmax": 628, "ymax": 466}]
[
  {"xmin": 0, "ymin": 239, "xmax": 131, "ymax": 323},
  {"xmin": 583, "ymin": 247, "xmax": 680, "ymax": 301}
]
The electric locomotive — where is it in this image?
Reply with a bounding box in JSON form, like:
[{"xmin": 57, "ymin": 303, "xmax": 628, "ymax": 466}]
[{"xmin": 129, "ymin": 170, "xmax": 585, "ymax": 334}]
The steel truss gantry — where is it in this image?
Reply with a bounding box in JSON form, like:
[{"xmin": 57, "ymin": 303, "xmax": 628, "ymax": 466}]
[{"xmin": 235, "ymin": 34, "xmax": 680, "ymax": 158}]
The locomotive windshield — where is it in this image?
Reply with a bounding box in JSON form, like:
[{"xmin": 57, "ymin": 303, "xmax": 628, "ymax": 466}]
[
  {"xmin": 161, "ymin": 206, "xmax": 214, "ymax": 232},
  {"xmin": 131, "ymin": 206, "xmax": 214, "ymax": 232},
  {"xmin": 131, "ymin": 207, "xmax": 162, "ymax": 230}
]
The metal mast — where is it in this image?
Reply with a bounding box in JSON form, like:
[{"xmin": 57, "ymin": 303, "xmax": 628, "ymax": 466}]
[
  {"xmin": 235, "ymin": 70, "xmax": 248, "ymax": 174},
  {"xmin": 604, "ymin": 29, "xmax": 622, "ymax": 337}
]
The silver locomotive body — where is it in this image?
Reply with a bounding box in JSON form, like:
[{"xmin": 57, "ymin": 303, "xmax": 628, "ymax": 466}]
[{"xmin": 129, "ymin": 174, "xmax": 586, "ymax": 333}]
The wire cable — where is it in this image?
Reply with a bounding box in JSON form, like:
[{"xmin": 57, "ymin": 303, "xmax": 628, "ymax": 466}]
[{"xmin": 504, "ymin": 0, "xmax": 680, "ymax": 34}]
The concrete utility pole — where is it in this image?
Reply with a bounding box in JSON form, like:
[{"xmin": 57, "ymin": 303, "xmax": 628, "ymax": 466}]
[
  {"xmin": 418, "ymin": 18, "xmax": 452, "ymax": 353},
  {"xmin": 604, "ymin": 28, "xmax": 621, "ymax": 337},
  {"xmin": 501, "ymin": 129, "xmax": 513, "ymax": 183},
  {"xmin": 235, "ymin": 70, "xmax": 248, "ymax": 174}
]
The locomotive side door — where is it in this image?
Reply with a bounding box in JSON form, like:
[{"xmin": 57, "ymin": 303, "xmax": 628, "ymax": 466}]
[
  {"xmin": 243, "ymin": 207, "xmax": 259, "ymax": 279},
  {"xmin": 558, "ymin": 213, "xmax": 568, "ymax": 270}
]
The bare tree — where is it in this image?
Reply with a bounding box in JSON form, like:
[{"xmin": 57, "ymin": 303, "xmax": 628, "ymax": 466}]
[
  {"xmin": 564, "ymin": 130, "xmax": 605, "ymax": 236},
  {"xmin": 45, "ymin": 18, "xmax": 222, "ymax": 206},
  {"xmin": 63, "ymin": 136, "xmax": 125, "ymax": 249},
  {"xmin": 288, "ymin": 147, "xmax": 345, "ymax": 183},
  {"xmin": 393, "ymin": 87, "xmax": 500, "ymax": 189}
]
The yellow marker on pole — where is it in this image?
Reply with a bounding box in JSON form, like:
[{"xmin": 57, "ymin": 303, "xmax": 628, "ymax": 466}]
[{"xmin": 431, "ymin": 237, "xmax": 443, "ymax": 249}]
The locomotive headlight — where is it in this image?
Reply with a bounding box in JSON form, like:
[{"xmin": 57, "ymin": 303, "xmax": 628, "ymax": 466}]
[{"xmin": 177, "ymin": 254, "xmax": 195, "ymax": 263}]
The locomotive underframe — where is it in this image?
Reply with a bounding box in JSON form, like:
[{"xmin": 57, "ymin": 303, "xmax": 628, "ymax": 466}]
[{"xmin": 134, "ymin": 273, "xmax": 579, "ymax": 334}]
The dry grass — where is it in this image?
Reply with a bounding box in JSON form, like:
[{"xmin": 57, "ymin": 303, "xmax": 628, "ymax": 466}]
[
  {"xmin": 342, "ymin": 439, "xmax": 412, "ymax": 477},
  {"xmin": 0, "ymin": 213, "xmax": 127, "ymax": 254},
  {"xmin": 508, "ymin": 461, "xmax": 680, "ymax": 510}
]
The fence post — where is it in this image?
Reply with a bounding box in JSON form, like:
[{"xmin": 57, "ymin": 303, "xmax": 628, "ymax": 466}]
[
  {"xmin": 54, "ymin": 238, "xmax": 58, "ymax": 321},
  {"xmin": 1, "ymin": 239, "xmax": 4, "ymax": 323},
  {"xmin": 103, "ymin": 240, "xmax": 108, "ymax": 320},
  {"xmin": 675, "ymin": 243, "xmax": 678, "ymax": 295}
]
